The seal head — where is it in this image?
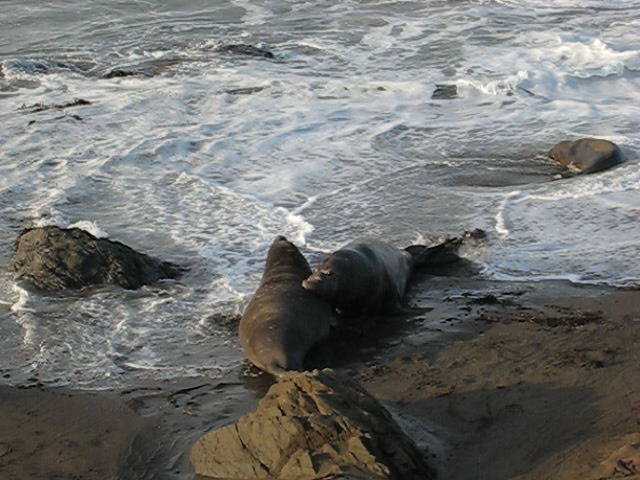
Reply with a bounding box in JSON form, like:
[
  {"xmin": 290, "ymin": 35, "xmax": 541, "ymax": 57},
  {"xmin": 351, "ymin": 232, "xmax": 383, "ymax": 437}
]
[
  {"xmin": 303, "ymin": 239, "xmax": 412, "ymax": 316},
  {"xmin": 302, "ymin": 249, "xmax": 370, "ymax": 312}
]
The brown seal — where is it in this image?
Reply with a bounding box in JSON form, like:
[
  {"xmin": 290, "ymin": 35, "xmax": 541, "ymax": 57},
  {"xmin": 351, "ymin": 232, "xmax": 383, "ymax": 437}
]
[
  {"xmin": 302, "ymin": 238, "xmax": 459, "ymax": 316},
  {"xmin": 239, "ymin": 236, "xmax": 334, "ymax": 377},
  {"xmin": 548, "ymin": 138, "xmax": 625, "ymax": 174}
]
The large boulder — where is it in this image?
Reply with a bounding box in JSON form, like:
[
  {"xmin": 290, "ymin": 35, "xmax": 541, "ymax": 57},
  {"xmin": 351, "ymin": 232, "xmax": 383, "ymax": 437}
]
[
  {"xmin": 8, "ymin": 226, "xmax": 182, "ymax": 291},
  {"xmin": 548, "ymin": 138, "xmax": 625, "ymax": 174},
  {"xmin": 190, "ymin": 369, "xmax": 436, "ymax": 480}
]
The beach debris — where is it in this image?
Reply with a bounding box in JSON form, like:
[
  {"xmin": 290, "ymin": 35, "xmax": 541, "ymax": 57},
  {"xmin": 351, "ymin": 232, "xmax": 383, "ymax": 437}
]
[
  {"xmin": 583, "ymin": 434, "xmax": 640, "ymax": 478},
  {"xmin": 191, "ymin": 369, "xmax": 436, "ymax": 480}
]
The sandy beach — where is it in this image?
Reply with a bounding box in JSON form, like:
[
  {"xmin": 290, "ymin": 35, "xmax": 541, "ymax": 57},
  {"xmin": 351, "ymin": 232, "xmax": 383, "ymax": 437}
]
[{"xmin": 1, "ymin": 277, "xmax": 638, "ymax": 480}]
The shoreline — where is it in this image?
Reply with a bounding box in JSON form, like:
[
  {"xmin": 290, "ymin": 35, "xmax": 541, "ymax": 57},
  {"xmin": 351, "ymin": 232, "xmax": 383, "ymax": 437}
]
[{"xmin": 1, "ymin": 278, "xmax": 638, "ymax": 479}]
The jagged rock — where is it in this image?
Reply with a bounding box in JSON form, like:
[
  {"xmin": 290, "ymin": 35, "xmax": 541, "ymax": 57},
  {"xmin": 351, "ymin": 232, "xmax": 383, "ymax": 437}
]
[
  {"xmin": 191, "ymin": 369, "xmax": 436, "ymax": 480},
  {"xmin": 548, "ymin": 138, "xmax": 625, "ymax": 174},
  {"xmin": 8, "ymin": 226, "xmax": 182, "ymax": 291}
]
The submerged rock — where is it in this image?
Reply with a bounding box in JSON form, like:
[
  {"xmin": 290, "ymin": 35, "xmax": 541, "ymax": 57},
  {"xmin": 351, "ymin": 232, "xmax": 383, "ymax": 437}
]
[
  {"xmin": 19, "ymin": 98, "xmax": 91, "ymax": 114},
  {"xmin": 102, "ymin": 68, "xmax": 142, "ymax": 79},
  {"xmin": 548, "ymin": 138, "xmax": 625, "ymax": 174},
  {"xmin": 225, "ymin": 86, "xmax": 266, "ymax": 95},
  {"xmin": 431, "ymin": 84, "xmax": 458, "ymax": 100},
  {"xmin": 218, "ymin": 44, "xmax": 275, "ymax": 59},
  {"xmin": 8, "ymin": 226, "xmax": 182, "ymax": 291},
  {"xmin": 191, "ymin": 369, "xmax": 436, "ymax": 480}
]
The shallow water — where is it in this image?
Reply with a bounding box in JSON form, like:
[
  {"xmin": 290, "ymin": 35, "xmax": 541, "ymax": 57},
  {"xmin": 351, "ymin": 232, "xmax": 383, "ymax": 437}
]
[{"xmin": 1, "ymin": 0, "xmax": 639, "ymax": 389}]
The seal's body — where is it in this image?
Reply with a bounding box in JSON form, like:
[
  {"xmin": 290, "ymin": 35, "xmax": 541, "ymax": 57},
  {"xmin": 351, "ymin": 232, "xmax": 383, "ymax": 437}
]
[
  {"xmin": 548, "ymin": 138, "xmax": 625, "ymax": 174},
  {"xmin": 303, "ymin": 239, "xmax": 411, "ymax": 315},
  {"xmin": 239, "ymin": 236, "xmax": 333, "ymax": 377},
  {"xmin": 302, "ymin": 238, "xmax": 458, "ymax": 316}
]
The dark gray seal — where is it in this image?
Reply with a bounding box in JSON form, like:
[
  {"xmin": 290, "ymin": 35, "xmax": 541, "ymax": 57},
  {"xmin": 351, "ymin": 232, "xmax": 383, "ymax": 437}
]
[
  {"xmin": 239, "ymin": 236, "xmax": 334, "ymax": 377},
  {"xmin": 302, "ymin": 238, "xmax": 459, "ymax": 316},
  {"xmin": 548, "ymin": 138, "xmax": 625, "ymax": 174}
]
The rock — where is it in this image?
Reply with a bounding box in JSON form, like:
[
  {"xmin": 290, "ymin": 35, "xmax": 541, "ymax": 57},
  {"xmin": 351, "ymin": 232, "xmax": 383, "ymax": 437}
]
[
  {"xmin": 590, "ymin": 434, "xmax": 640, "ymax": 479},
  {"xmin": 548, "ymin": 138, "xmax": 625, "ymax": 174},
  {"xmin": 219, "ymin": 44, "xmax": 275, "ymax": 59},
  {"xmin": 225, "ymin": 86, "xmax": 266, "ymax": 95},
  {"xmin": 19, "ymin": 98, "xmax": 91, "ymax": 114},
  {"xmin": 102, "ymin": 69, "xmax": 141, "ymax": 79},
  {"xmin": 191, "ymin": 369, "xmax": 436, "ymax": 480},
  {"xmin": 431, "ymin": 84, "xmax": 458, "ymax": 100},
  {"xmin": 8, "ymin": 226, "xmax": 182, "ymax": 291}
]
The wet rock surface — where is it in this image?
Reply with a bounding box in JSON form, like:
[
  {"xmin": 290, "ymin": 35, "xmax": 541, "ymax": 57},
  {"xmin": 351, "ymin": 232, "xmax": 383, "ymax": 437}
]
[
  {"xmin": 190, "ymin": 369, "xmax": 436, "ymax": 480},
  {"xmin": 218, "ymin": 44, "xmax": 275, "ymax": 59},
  {"xmin": 8, "ymin": 226, "xmax": 182, "ymax": 291},
  {"xmin": 18, "ymin": 98, "xmax": 91, "ymax": 113},
  {"xmin": 431, "ymin": 84, "xmax": 458, "ymax": 100}
]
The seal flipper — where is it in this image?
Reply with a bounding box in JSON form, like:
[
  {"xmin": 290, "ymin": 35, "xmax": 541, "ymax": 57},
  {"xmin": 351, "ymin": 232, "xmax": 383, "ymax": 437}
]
[{"xmin": 405, "ymin": 242, "xmax": 460, "ymax": 269}]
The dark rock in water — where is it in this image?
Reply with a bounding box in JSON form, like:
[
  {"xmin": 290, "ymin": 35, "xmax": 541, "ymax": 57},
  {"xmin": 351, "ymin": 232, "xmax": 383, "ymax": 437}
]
[
  {"xmin": 518, "ymin": 86, "xmax": 536, "ymax": 96},
  {"xmin": 19, "ymin": 98, "xmax": 91, "ymax": 114},
  {"xmin": 548, "ymin": 138, "xmax": 625, "ymax": 174},
  {"xmin": 219, "ymin": 44, "xmax": 274, "ymax": 59},
  {"xmin": 190, "ymin": 369, "xmax": 436, "ymax": 480},
  {"xmin": 102, "ymin": 69, "xmax": 142, "ymax": 79},
  {"xmin": 6, "ymin": 59, "xmax": 91, "ymax": 75},
  {"xmin": 431, "ymin": 84, "xmax": 458, "ymax": 100},
  {"xmin": 225, "ymin": 86, "xmax": 266, "ymax": 95},
  {"xmin": 102, "ymin": 57, "xmax": 189, "ymax": 79},
  {"xmin": 9, "ymin": 226, "xmax": 182, "ymax": 291}
]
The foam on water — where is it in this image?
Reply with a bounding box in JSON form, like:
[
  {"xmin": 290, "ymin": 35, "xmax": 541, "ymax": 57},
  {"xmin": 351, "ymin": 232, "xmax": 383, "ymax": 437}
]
[
  {"xmin": 1, "ymin": 0, "xmax": 639, "ymax": 388},
  {"xmin": 489, "ymin": 163, "xmax": 640, "ymax": 285}
]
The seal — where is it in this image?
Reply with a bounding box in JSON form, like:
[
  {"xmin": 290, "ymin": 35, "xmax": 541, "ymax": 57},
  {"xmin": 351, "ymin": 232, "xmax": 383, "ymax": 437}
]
[
  {"xmin": 548, "ymin": 138, "xmax": 625, "ymax": 174},
  {"xmin": 302, "ymin": 238, "xmax": 459, "ymax": 316},
  {"xmin": 239, "ymin": 236, "xmax": 334, "ymax": 377}
]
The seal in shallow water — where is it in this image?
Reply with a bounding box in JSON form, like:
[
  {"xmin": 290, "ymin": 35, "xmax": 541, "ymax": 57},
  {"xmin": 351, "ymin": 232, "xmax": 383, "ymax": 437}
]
[
  {"xmin": 302, "ymin": 238, "xmax": 459, "ymax": 316},
  {"xmin": 239, "ymin": 236, "xmax": 334, "ymax": 377},
  {"xmin": 548, "ymin": 138, "xmax": 625, "ymax": 174}
]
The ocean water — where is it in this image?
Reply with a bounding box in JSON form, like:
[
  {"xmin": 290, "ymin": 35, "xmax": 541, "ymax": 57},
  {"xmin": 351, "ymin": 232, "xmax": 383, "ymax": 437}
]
[{"xmin": 1, "ymin": 0, "xmax": 639, "ymax": 389}]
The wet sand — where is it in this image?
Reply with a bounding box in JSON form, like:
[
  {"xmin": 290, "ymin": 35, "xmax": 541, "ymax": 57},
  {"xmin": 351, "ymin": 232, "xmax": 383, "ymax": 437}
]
[
  {"xmin": 360, "ymin": 278, "xmax": 640, "ymax": 480},
  {"xmin": 1, "ymin": 278, "xmax": 638, "ymax": 479},
  {"xmin": 0, "ymin": 386, "xmax": 148, "ymax": 479}
]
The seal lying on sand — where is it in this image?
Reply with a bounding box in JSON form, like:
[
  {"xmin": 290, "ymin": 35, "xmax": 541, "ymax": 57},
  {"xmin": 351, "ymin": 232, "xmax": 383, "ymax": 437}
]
[
  {"xmin": 302, "ymin": 238, "xmax": 460, "ymax": 316},
  {"xmin": 548, "ymin": 138, "xmax": 625, "ymax": 174},
  {"xmin": 239, "ymin": 236, "xmax": 334, "ymax": 377}
]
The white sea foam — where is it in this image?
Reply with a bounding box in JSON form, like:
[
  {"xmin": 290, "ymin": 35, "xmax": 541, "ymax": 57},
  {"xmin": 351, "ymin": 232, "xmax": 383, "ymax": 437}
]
[
  {"xmin": 10, "ymin": 284, "xmax": 34, "ymax": 313},
  {"xmin": 67, "ymin": 220, "xmax": 109, "ymax": 238},
  {"xmin": 540, "ymin": 38, "xmax": 640, "ymax": 78},
  {"xmin": 456, "ymin": 71, "xmax": 530, "ymax": 96},
  {"xmin": 495, "ymin": 191, "xmax": 521, "ymax": 237}
]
